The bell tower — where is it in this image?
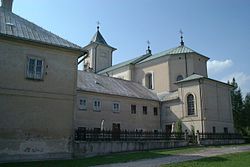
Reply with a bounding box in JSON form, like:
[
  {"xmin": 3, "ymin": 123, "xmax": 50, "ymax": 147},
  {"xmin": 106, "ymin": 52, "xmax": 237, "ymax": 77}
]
[{"xmin": 83, "ymin": 25, "xmax": 116, "ymax": 73}]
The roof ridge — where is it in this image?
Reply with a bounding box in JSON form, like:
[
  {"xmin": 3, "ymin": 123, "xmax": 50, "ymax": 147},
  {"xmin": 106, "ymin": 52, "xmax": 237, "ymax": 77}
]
[
  {"xmin": 139, "ymin": 44, "xmax": 209, "ymax": 64},
  {"xmin": 98, "ymin": 53, "xmax": 151, "ymax": 74}
]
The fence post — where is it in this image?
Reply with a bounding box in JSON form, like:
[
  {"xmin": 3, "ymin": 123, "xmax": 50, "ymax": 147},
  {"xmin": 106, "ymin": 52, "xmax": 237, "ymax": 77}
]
[{"xmin": 196, "ymin": 130, "xmax": 200, "ymax": 145}]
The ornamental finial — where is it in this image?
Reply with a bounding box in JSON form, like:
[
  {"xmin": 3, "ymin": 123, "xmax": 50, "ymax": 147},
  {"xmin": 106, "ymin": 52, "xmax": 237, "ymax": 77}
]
[{"xmin": 179, "ymin": 29, "xmax": 184, "ymax": 46}]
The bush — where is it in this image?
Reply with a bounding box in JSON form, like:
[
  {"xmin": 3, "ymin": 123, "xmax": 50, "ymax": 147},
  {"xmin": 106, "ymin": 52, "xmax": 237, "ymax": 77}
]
[{"xmin": 175, "ymin": 119, "xmax": 182, "ymax": 133}]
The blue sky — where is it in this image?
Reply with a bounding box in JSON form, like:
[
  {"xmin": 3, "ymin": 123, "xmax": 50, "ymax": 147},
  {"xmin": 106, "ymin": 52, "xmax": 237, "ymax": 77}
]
[{"xmin": 12, "ymin": 0, "xmax": 250, "ymax": 96}]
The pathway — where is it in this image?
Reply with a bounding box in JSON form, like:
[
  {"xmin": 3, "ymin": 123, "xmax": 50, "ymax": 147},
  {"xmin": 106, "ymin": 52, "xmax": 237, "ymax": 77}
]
[{"xmin": 91, "ymin": 145, "xmax": 250, "ymax": 167}]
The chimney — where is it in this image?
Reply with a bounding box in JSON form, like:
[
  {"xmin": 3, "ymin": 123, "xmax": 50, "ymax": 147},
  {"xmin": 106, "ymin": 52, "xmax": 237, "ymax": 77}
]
[{"xmin": 1, "ymin": 0, "xmax": 13, "ymax": 12}]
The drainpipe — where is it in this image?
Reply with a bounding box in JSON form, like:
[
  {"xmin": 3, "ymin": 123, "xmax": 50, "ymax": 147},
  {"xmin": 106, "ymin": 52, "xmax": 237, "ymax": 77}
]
[
  {"xmin": 199, "ymin": 79, "xmax": 204, "ymax": 133},
  {"xmin": 184, "ymin": 53, "xmax": 188, "ymax": 77},
  {"xmin": 94, "ymin": 44, "xmax": 99, "ymax": 73},
  {"xmin": 160, "ymin": 101, "xmax": 163, "ymax": 131}
]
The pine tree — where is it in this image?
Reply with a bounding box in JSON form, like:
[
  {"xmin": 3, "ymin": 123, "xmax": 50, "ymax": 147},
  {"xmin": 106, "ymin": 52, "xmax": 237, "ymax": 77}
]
[
  {"xmin": 242, "ymin": 93, "xmax": 250, "ymax": 135},
  {"xmin": 229, "ymin": 78, "xmax": 244, "ymax": 133}
]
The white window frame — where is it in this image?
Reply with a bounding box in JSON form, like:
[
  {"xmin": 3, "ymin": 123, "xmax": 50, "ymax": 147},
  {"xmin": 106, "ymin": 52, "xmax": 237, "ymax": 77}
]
[
  {"xmin": 26, "ymin": 56, "xmax": 44, "ymax": 80},
  {"xmin": 79, "ymin": 97, "xmax": 87, "ymax": 110},
  {"xmin": 93, "ymin": 99, "xmax": 101, "ymax": 112},
  {"xmin": 112, "ymin": 102, "xmax": 120, "ymax": 113}
]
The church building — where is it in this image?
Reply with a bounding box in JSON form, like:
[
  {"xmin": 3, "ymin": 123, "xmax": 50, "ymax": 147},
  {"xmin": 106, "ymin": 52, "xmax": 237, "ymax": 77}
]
[
  {"xmin": 77, "ymin": 26, "xmax": 234, "ymax": 134},
  {"xmin": 0, "ymin": 0, "xmax": 234, "ymax": 161}
]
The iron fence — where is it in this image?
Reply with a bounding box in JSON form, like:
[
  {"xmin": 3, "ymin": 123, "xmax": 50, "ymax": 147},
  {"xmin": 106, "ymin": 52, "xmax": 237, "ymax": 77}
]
[
  {"xmin": 75, "ymin": 129, "xmax": 185, "ymax": 141},
  {"xmin": 74, "ymin": 128, "xmax": 243, "ymax": 142},
  {"xmin": 198, "ymin": 133, "xmax": 243, "ymax": 140}
]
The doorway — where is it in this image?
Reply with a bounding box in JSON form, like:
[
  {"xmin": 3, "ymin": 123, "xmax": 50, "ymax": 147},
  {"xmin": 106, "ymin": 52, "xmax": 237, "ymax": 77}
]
[
  {"xmin": 165, "ymin": 124, "xmax": 172, "ymax": 134},
  {"xmin": 112, "ymin": 123, "xmax": 120, "ymax": 140}
]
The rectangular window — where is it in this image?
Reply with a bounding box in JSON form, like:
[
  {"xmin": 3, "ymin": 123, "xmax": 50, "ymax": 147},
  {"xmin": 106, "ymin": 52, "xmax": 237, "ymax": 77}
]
[
  {"xmin": 143, "ymin": 106, "xmax": 147, "ymax": 115},
  {"xmin": 113, "ymin": 102, "xmax": 120, "ymax": 112},
  {"xmin": 93, "ymin": 99, "xmax": 101, "ymax": 111},
  {"xmin": 27, "ymin": 57, "xmax": 44, "ymax": 80},
  {"xmin": 79, "ymin": 97, "xmax": 87, "ymax": 110},
  {"xmin": 224, "ymin": 127, "xmax": 228, "ymax": 134},
  {"xmin": 212, "ymin": 126, "xmax": 216, "ymax": 133},
  {"xmin": 154, "ymin": 107, "xmax": 158, "ymax": 116},
  {"xmin": 131, "ymin": 105, "xmax": 136, "ymax": 114}
]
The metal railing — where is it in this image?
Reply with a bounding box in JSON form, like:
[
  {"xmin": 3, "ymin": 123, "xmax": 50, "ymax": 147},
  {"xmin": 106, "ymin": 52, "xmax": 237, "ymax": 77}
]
[
  {"xmin": 74, "ymin": 128, "xmax": 243, "ymax": 142},
  {"xmin": 75, "ymin": 129, "xmax": 185, "ymax": 141},
  {"xmin": 198, "ymin": 132, "xmax": 243, "ymax": 140}
]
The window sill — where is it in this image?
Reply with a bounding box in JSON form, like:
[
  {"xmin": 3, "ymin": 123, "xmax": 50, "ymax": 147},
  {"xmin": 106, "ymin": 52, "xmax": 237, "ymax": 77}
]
[
  {"xmin": 186, "ymin": 114, "xmax": 198, "ymax": 118},
  {"xmin": 26, "ymin": 78, "xmax": 44, "ymax": 81}
]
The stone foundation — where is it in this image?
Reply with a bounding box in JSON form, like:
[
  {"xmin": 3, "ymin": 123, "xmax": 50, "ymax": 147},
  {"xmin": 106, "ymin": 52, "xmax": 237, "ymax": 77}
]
[
  {"xmin": 0, "ymin": 138, "xmax": 72, "ymax": 162},
  {"xmin": 74, "ymin": 140, "xmax": 189, "ymax": 157}
]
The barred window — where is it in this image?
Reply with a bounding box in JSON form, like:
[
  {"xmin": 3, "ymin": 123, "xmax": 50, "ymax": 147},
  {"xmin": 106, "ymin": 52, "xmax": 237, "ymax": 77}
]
[{"xmin": 187, "ymin": 94, "xmax": 195, "ymax": 115}]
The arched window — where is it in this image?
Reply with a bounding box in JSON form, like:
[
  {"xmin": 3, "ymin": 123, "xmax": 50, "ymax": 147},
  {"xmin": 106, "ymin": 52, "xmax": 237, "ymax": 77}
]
[
  {"xmin": 176, "ymin": 75, "xmax": 183, "ymax": 81},
  {"xmin": 145, "ymin": 73, "xmax": 153, "ymax": 89},
  {"xmin": 187, "ymin": 94, "xmax": 195, "ymax": 115}
]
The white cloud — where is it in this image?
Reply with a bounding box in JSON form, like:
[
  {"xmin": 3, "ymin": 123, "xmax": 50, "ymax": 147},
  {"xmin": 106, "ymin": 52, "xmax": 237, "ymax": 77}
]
[
  {"xmin": 221, "ymin": 72, "xmax": 250, "ymax": 96},
  {"xmin": 207, "ymin": 59, "xmax": 233, "ymax": 76}
]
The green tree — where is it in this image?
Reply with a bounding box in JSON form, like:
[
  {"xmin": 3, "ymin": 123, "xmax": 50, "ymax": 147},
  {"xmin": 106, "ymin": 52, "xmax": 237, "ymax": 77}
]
[
  {"xmin": 242, "ymin": 93, "xmax": 250, "ymax": 135},
  {"xmin": 229, "ymin": 78, "xmax": 244, "ymax": 134},
  {"xmin": 175, "ymin": 119, "xmax": 182, "ymax": 133}
]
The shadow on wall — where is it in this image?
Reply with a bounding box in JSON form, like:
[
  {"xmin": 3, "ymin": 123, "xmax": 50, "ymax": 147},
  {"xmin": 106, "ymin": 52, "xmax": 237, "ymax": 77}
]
[{"xmin": 161, "ymin": 98, "xmax": 194, "ymax": 133}]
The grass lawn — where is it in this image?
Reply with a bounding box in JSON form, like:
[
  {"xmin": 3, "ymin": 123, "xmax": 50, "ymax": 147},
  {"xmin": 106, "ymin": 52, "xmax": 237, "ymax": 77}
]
[
  {"xmin": 1, "ymin": 144, "xmax": 249, "ymax": 167},
  {"xmin": 161, "ymin": 151, "xmax": 250, "ymax": 167},
  {"xmin": 0, "ymin": 146, "xmax": 203, "ymax": 167}
]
